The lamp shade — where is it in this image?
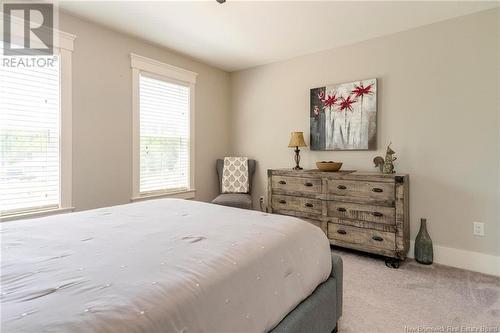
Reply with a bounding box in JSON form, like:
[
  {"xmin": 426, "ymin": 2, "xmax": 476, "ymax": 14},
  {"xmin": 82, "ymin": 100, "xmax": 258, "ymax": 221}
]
[{"xmin": 288, "ymin": 131, "xmax": 307, "ymax": 148}]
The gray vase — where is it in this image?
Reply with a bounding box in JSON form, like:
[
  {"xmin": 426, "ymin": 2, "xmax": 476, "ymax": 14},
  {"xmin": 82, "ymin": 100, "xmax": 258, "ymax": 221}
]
[{"xmin": 415, "ymin": 218, "xmax": 433, "ymax": 265}]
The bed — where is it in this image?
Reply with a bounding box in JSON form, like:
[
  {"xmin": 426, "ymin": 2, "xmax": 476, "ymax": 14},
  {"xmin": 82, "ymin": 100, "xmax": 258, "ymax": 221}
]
[{"xmin": 1, "ymin": 199, "xmax": 342, "ymax": 332}]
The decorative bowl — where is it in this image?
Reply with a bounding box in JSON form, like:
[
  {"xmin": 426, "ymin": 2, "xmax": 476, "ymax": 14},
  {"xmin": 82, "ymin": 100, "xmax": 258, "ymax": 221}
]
[{"xmin": 316, "ymin": 161, "xmax": 343, "ymax": 172}]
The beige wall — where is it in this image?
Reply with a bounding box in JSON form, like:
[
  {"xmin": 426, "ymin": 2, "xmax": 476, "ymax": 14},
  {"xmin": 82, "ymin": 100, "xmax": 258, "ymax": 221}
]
[
  {"xmin": 59, "ymin": 12, "xmax": 230, "ymax": 210},
  {"xmin": 229, "ymin": 9, "xmax": 500, "ymax": 256},
  {"xmin": 60, "ymin": 8, "xmax": 499, "ymax": 257}
]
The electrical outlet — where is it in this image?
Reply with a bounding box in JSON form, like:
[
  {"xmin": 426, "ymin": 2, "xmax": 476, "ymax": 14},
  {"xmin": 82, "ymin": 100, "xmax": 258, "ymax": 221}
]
[
  {"xmin": 259, "ymin": 196, "xmax": 264, "ymax": 204},
  {"xmin": 473, "ymin": 222, "xmax": 485, "ymax": 236}
]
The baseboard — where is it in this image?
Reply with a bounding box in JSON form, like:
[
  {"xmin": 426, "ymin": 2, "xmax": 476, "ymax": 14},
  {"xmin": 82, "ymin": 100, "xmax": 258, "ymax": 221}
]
[{"xmin": 408, "ymin": 241, "xmax": 500, "ymax": 277}]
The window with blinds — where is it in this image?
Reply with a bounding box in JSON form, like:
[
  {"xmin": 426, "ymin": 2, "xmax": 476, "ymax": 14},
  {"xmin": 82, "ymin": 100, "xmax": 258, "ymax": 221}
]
[
  {"xmin": 139, "ymin": 74, "xmax": 190, "ymax": 194},
  {"xmin": 0, "ymin": 55, "xmax": 61, "ymax": 214}
]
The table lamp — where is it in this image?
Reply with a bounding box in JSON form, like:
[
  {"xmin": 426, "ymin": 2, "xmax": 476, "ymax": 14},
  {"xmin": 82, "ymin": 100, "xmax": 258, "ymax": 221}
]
[{"xmin": 288, "ymin": 131, "xmax": 307, "ymax": 170}]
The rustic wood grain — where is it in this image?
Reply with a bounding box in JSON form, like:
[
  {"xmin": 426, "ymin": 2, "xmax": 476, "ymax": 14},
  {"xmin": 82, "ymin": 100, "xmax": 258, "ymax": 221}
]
[
  {"xmin": 271, "ymin": 194, "xmax": 322, "ymax": 215},
  {"xmin": 329, "ymin": 240, "xmax": 397, "ymax": 258},
  {"xmin": 327, "ymin": 222, "xmax": 396, "ymax": 252},
  {"xmin": 327, "ymin": 179, "xmax": 395, "ymax": 202},
  {"xmin": 395, "ymin": 175, "xmax": 410, "ymax": 258},
  {"xmin": 270, "ymin": 169, "xmax": 402, "ymax": 183},
  {"xmin": 271, "ymin": 176, "xmax": 322, "ymax": 195},
  {"xmin": 328, "ymin": 217, "xmax": 396, "ymax": 233},
  {"xmin": 272, "ymin": 208, "xmax": 324, "ymax": 222},
  {"xmin": 327, "ymin": 201, "xmax": 395, "ymax": 225},
  {"xmin": 268, "ymin": 169, "xmax": 409, "ymax": 260},
  {"xmin": 326, "ymin": 194, "xmax": 394, "ymax": 207}
]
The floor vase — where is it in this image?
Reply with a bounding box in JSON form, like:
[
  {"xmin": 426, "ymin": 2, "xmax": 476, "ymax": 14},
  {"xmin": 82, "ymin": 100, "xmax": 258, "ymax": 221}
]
[{"xmin": 415, "ymin": 218, "xmax": 433, "ymax": 265}]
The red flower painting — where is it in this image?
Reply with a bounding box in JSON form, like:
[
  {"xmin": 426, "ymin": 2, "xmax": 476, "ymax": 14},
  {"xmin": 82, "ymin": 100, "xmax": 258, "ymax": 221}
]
[
  {"xmin": 352, "ymin": 83, "xmax": 373, "ymax": 98},
  {"xmin": 351, "ymin": 82, "xmax": 373, "ymax": 143},
  {"xmin": 317, "ymin": 91, "xmax": 325, "ymax": 102},
  {"xmin": 338, "ymin": 95, "xmax": 356, "ymax": 143},
  {"xmin": 339, "ymin": 95, "xmax": 356, "ymax": 112},
  {"xmin": 322, "ymin": 93, "xmax": 338, "ymax": 110},
  {"xmin": 310, "ymin": 79, "xmax": 377, "ymax": 150},
  {"xmin": 313, "ymin": 105, "xmax": 320, "ymax": 118}
]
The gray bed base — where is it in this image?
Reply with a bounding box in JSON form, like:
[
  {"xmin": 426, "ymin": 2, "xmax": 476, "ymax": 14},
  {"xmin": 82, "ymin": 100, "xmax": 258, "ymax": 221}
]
[{"xmin": 270, "ymin": 254, "xmax": 343, "ymax": 333}]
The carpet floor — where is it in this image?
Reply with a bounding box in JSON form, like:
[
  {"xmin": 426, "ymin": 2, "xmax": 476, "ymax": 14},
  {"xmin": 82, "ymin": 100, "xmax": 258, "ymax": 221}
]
[{"xmin": 332, "ymin": 248, "xmax": 500, "ymax": 333}]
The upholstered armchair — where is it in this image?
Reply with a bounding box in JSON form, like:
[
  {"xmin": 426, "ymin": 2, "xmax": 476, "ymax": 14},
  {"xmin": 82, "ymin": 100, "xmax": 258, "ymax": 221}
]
[{"xmin": 211, "ymin": 159, "xmax": 256, "ymax": 210}]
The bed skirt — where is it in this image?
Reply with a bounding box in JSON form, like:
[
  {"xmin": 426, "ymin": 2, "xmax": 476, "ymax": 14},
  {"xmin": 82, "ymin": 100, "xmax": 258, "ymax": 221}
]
[{"xmin": 270, "ymin": 254, "xmax": 343, "ymax": 333}]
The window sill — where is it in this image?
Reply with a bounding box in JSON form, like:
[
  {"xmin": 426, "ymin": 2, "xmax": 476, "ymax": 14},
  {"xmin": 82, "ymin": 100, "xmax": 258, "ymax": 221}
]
[
  {"xmin": 1, "ymin": 207, "xmax": 75, "ymax": 222},
  {"xmin": 131, "ymin": 189, "xmax": 196, "ymax": 202}
]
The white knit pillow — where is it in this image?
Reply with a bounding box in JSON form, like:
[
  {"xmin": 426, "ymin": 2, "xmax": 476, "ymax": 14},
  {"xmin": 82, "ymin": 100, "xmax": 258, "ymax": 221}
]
[{"xmin": 222, "ymin": 157, "xmax": 249, "ymax": 193}]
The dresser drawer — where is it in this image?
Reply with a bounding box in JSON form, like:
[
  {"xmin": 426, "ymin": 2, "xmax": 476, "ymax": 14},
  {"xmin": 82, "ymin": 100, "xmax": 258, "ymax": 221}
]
[
  {"xmin": 328, "ymin": 223, "xmax": 395, "ymax": 251},
  {"xmin": 272, "ymin": 195, "xmax": 322, "ymax": 215},
  {"xmin": 328, "ymin": 202, "xmax": 395, "ymax": 225},
  {"xmin": 272, "ymin": 176, "xmax": 322, "ymax": 194},
  {"xmin": 327, "ymin": 180, "xmax": 394, "ymax": 204}
]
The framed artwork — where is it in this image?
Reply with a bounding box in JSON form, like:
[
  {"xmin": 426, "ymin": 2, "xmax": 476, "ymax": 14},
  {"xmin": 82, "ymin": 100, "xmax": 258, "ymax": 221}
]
[{"xmin": 310, "ymin": 78, "xmax": 377, "ymax": 150}]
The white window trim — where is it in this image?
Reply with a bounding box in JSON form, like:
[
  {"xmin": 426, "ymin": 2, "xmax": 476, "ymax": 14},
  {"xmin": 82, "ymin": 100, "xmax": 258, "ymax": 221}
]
[
  {"xmin": 0, "ymin": 29, "xmax": 76, "ymax": 221},
  {"xmin": 130, "ymin": 53, "xmax": 197, "ymax": 201},
  {"xmin": 0, "ymin": 207, "xmax": 73, "ymax": 222},
  {"xmin": 59, "ymin": 31, "xmax": 75, "ymax": 212}
]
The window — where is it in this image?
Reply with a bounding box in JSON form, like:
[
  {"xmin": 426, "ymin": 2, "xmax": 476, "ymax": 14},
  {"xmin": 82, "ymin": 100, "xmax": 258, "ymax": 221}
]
[
  {"xmin": 139, "ymin": 75, "xmax": 190, "ymax": 193},
  {"xmin": 0, "ymin": 55, "xmax": 60, "ymax": 213},
  {"xmin": 131, "ymin": 54, "xmax": 196, "ymax": 200},
  {"xmin": 0, "ymin": 31, "xmax": 75, "ymax": 219}
]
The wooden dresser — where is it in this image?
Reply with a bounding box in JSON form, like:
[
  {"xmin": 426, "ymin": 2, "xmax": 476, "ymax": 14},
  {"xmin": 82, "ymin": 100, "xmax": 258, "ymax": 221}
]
[{"xmin": 268, "ymin": 169, "xmax": 409, "ymax": 260}]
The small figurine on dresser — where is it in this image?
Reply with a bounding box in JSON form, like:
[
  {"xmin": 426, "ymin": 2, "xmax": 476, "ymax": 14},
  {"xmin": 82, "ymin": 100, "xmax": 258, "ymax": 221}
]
[{"xmin": 373, "ymin": 143, "xmax": 397, "ymax": 174}]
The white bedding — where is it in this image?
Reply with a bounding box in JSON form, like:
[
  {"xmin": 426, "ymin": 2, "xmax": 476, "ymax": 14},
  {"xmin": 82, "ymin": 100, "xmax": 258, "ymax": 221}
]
[{"xmin": 1, "ymin": 199, "xmax": 332, "ymax": 333}]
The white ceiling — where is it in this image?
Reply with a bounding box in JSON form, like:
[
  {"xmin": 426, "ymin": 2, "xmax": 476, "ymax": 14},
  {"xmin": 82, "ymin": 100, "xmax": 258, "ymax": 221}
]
[{"xmin": 59, "ymin": 1, "xmax": 499, "ymax": 72}]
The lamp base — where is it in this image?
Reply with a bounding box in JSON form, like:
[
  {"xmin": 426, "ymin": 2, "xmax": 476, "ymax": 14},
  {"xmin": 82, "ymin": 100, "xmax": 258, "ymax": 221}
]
[
  {"xmin": 292, "ymin": 166, "xmax": 303, "ymax": 170},
  {"xmin": 293, "ymin": 147, "xmax": 302, "ymax": 170}
]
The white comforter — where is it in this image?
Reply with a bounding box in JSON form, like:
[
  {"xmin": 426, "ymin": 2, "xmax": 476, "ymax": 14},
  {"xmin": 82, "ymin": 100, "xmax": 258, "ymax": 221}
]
[{"xmin": 1, "ymin": 199, "xmax": 332, "ymax": 333}]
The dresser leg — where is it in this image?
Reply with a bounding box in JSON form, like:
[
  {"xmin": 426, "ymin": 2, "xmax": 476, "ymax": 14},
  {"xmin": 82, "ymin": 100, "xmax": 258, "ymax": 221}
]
[
  {"xmin": 385, "ymin": 257, "xmax": 400, "ymax": 269},
  {"xmin": 332, "ymin": 321, "xmax": 338, "ymax": 333}
]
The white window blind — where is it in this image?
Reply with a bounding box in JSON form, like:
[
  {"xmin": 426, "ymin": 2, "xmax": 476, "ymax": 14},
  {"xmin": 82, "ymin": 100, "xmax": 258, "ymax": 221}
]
[
  {"xmin": 0, "ymin": 55, "xmax": 61, "ymax": 214},
  {"xmin": 139, "ymin": 74, "xmax": 190, "ymax": 193}
]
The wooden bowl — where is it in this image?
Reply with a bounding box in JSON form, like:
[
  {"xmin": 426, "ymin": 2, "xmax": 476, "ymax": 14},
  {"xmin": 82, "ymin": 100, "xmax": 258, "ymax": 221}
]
[{"xmin": 316, "ymin": 161, "xmax": 343, "ymax": 172}]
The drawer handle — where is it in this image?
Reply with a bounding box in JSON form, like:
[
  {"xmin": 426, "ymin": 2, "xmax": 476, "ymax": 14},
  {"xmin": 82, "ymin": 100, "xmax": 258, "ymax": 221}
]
[
  {"xmin": 336, "ymin": 207, "xmax": 347, "ymax": 212},
  {"xmin": 372, "ymin": 212, "xmax": 383, "ymax": 217},
  {"xmin": 337, "ymin": 185, "xmax": 347, "ymax": 190},
  {"xmin": 337, "ymin": 229, "xmax": 347, "ymax": 235},
  {"xmin": 278, "ymin": 199, "xmax": 286, "ymax": 204},
  {"xmin": 278, "ymin": 180, "xmax": 287, "ymax": 185},
  {"xmin": 372, "ymin": 236, "xmax": 384, "ymax": 242},
  {"xmin": 304, "ymin": 182, "xmax": 314, "ymax": 187},
  {"xmin": 372, "ymin": 188, "xmax": 383, "ymax": 193},
  {"xmin": 305, "ymin": 203, "xmax": 314, "ymax": 208}
]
